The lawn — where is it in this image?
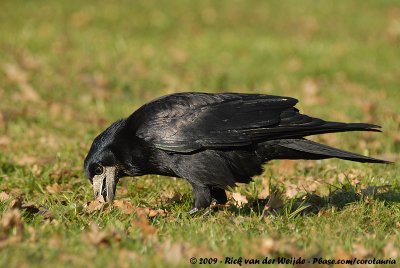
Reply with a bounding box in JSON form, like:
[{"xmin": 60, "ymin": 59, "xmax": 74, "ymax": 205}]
[{"xmin": 0, "ymin": 0, "xmax": 400, "ymax": 267}]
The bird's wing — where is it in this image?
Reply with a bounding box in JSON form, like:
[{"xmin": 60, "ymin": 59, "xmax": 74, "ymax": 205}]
[{"xmin": 131, "ymin": 92, "xmax": 373, "ymax": 153}]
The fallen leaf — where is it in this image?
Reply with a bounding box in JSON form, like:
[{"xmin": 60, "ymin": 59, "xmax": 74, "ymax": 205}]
[
  {"xmin": 383, "ymin": 239, "xmax": 399, "ymax": 259},
  {"xmin": 4, "ymin": 63, "xmax": 28, "ymax": 83},
  {"xmin": 14, "ymin": 155, "xmax": 42, "ymax": 166},
  {"xmin": 131, "ymin": 215, "xmax": 157, "ymax": 238},
  {"xmin": 148, "ymin": 209, "xmax": 167, "ymax": 218},
  {"xmin": 0, "ymin": 136, "xmax": 11, "ymax": 148},
  {"xmin": 0, "ymin": 192, "xmax": 10, "ymax": 202},
  {"xmin": 0, "ymin": 112, "xmax": 5, "ymax": 130},
  {"xmin": 162, "ymin": 242, "xmax": 187, "ymax": 265},
  {"xmin": 48, "ymin": 235, "xmax": 63, "ymax": 248},
  {"xmin": 85, "ymin": 197, "xmax": 106, "ymax": 213},
  {"xmin": 0, "ymin": 209, "xmax": 24, "ymax": 249},
  {"xmin": 231, "ymin": 192, "xmax": 248, "ymax": 207},
  {"xmin": 9, "ymin": 198, "xmax": 23, "ymax": 209},
  {"xmin": 46, "ymin": 183, "xmax": 62, "ymax": 194},
  {"xmin": 352, "ymin": 243, "xmax": 371, "ymax": 258},
  {"xmin": 113, "ymin": 199, "xmax": 135, "ymax": 214},
  {"xmin": 82, "ymin": 222, "xmax": 121, "ymax": 246},
  {"xmin": 27, "ymin": 226, "xmax": 37, "ymax": 243}
]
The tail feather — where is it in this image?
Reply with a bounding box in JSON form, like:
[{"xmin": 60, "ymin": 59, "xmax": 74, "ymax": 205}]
[
  {"xmin": 273, "ymin": 122, "xmax": 382, "ymax": 140},
  {"xmin": 277, "ymin": 139, "xmax": 390, "ymax": 164}
]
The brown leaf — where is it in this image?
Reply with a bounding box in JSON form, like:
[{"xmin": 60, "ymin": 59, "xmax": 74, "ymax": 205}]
[
  {"xmin": 0, "ymin": 112, "xmax": 5, "ymax": 130},
  {"xmin": 46, "ymin": 183, "xmax": 62, "ymax": 194},
  {"xmin": 258, "ymin": 176, "xmax": 270, "ymax": 199},
  {"xmin": 48, "ymin": 235, "xmax": 63, "ymax": 248},
  {"xmin": 0, "ymin": 209, "xmax": 24, "ymax": 249},
  {"xmin": 113, "ymin": 199, "xmax": 135, "ymax": 214},
  {"xmin": 130, "ymin": 215, "xmax": 157, "ymax": 238},
  {"xmin": 27, "ymin": 226, "xmax": 37, "ymax": 243},
  {"xmin": 383, "ymin": 239, "xmax": 399, "ymax": 259},
  {"xmin": 113, "ymin": 200, "xmax": 167, "ymax": 218},
  {"xmin": 148, "ymin": 209, "xmax": 167, "ymax": 218},
  {"xmin": 9, "ymin": 198, "xmax": 23, "ymax": 209},
  {"xmin": 275, "ymin": 160, "xmax": 296, "ymax": 176},
  {"xmin": 82, "ymin": 222, "xmax": 121, "ymax": 246},
  {"xmin": 0, "ymin": 209, "xmax": 23, "ymax": 233},
  {"xmin": 85, "ymin": 197, "xmax": 106, "ymax": 213},
  {"xmin": 231, "ymin": 192, "xmax": 248, "ymax": 207},
  {"xmin": 335, "ymin": 246, "xmax": 352, "ymax": 261},
  {"xmin": 4, "ymin": 63, "xmax": 28, "ymax": 83},
  {"xmin": 15, "ymin": 155, "xmax": 38, "ymax": 166},
  {"xmin": 0, "ymin": 192, "xmax": 10, "ymax": 202},
  {"xmin": 352, "ymin": 243, "xmax": 371, "ymax": 258},
  {"xmin": 0, "ymin": 136, "xmax": 11, "ymax": 148}
]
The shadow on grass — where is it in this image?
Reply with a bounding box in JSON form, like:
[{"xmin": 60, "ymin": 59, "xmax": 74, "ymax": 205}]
[{"xmin": 226, "ymin": 184, "xmax": 400, "ymax": 217}]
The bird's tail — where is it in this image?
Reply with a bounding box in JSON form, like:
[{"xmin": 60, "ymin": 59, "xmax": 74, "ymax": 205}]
[
  {"xmin": 275, "ymin": 138, "xmax": 390, "ymax": 164},
  {"xmin": 274, "ymin": 122, "xmax": 382, "ymax": 140}
]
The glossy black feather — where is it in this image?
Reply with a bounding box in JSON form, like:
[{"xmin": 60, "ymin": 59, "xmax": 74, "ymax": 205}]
[{"xmin": 84, "ymin": 92, "xmax": 389, "ymax": 211}]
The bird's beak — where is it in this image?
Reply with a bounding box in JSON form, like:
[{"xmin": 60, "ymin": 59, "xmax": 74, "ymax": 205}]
[{"xmin": 92, "ymin": 166, "xmax": 117, "ymax": 203}]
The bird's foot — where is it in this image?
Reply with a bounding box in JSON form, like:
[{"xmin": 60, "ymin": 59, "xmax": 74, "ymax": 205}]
[
  {"xmin": 188, "ymin": 199, "xmax": 219, "ymax": 217},
  {"xmin": 188, "ymin": 207, "xmax": 199, "ymax": 216}
]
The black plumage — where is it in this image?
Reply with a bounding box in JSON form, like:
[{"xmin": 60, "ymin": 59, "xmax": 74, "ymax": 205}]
[{"xmin": 84, "ymin": 92, "xmax": 389, "ymax": 214}]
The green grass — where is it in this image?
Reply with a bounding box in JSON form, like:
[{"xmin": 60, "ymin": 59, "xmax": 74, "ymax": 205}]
[{"xmin": 1, "ymin": 0, "xmax": 400, "ymax": 267}]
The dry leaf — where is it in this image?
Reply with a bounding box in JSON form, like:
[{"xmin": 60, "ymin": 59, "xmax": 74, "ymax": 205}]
[
  {"xmin": 352, "ymin": 243, "xmax": 371, "ymax": 258},
  {"xmin": 231, "ymin": 192, "xmax": 248, "ymax": 207},
  {"xmin": 113, "ymin": 199, "xmax": 135, "ymax": 214},
  {"xmin": 4, "ymin": 63, "xmax": 41, "ymax": 102},
  {"xmin": 0, "ymin": 209, "xmax": 24, "ymax": 249},
  {"xmin": 0, "ymin": 112, "xmax": 5, "ymax": 129},
  {"xmin": 83, "ymin": 222, "xmax": 121, "ymax": 246},
  {"xmin": 46, "ymin": 183, "xmax": 62, "ymax": 194},
  {"xmin": 148, "ymin": 209, "xmax": 167, "ymax": 218},
  {"xmin": 383, "ymin": 240, "xmax": 399, "ymax": 259},
  {"xmin": 4, "ymin": 63, "xmax": 28, "ymax": 83},
  {"xmin": 0, "ymin": 192, "xmax": 10, "ymax": 202},
  {"xmin": 48, "ymin": 235, "xmax": 63, "ymax": 248},
  {"xmin": 28, "ymin": 226, "xmax": 37, "ymax": 243},
  {"xmin": 276, "ymin": 160, "xmax": 296, "ymax": 175},
  {"xmin": 9, "ymin": 198, "xmax": 23, "ymax": 209},
  {"xmin": 85, "ymin": 197, "xmax": 106, "ymax": 213},
  {"xmin": 163, "ymin": 242, "xmax": 187, "ymax": 264},
  {"xmin": 113, "ymin": 200, "xmax": 167, "ymax": 217},
  {"xmin": 14, "ymin": 155, "xmax": 39, "ymax": 166},
  {"xmin": 335, "ymin": 246, "xmax": 352, "ymax": 261},
  {"xmin": 131, "ymin": 215, "xmax": 157, "ymax": 238},
  {"xmin": 0, "ymin": 136, "xmax": 11, "ymax": 148}
]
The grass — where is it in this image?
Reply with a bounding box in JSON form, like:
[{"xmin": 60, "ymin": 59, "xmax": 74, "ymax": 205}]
[{"xmin": 1, "ymin": 0, "xmax": 400, "ymax": 267}]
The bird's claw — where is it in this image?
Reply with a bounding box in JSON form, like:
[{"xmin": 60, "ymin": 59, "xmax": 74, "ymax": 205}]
[
  {"xmin": 188, "ymin": 207, "xmax": 199, "ymax": 216},
  {"xmin": 188, "ymin": 199, "xmax": 218, "ymax": 217}
]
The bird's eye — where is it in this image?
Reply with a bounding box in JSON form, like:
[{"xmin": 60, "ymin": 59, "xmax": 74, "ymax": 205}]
[{"xmin": 94, "ymin": 165, "xmax": 104, "ymax": 175}]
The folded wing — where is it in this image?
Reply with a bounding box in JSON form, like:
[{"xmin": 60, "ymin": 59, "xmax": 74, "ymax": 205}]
[{"xmin": 132, "ymin": 92, "xmax": 380, "ymax": 153}]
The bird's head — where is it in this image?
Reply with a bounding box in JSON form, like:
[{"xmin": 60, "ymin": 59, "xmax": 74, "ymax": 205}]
[{"xmin": 84, "ymin": 119, "xmax": 128, "ymax": 203}]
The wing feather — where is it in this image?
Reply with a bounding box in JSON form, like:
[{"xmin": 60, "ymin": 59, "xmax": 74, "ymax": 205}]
[{"xmin": 130, "ymin": 92, "xmax": 376, "ymax": 153}]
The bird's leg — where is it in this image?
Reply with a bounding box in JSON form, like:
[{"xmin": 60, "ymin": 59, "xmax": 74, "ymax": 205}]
[
  {"xmin": 188, "ymin": 184, "xmax": 212, "ymax": 216},
  {"xmin": 210, "ymin": 187, "xmax": 227, "ymax": 205}
]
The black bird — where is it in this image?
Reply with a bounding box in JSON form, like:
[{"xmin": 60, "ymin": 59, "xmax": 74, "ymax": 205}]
[{"xmin": 84, "ymin": 92, "xmax": 388, "ymax": 214}]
